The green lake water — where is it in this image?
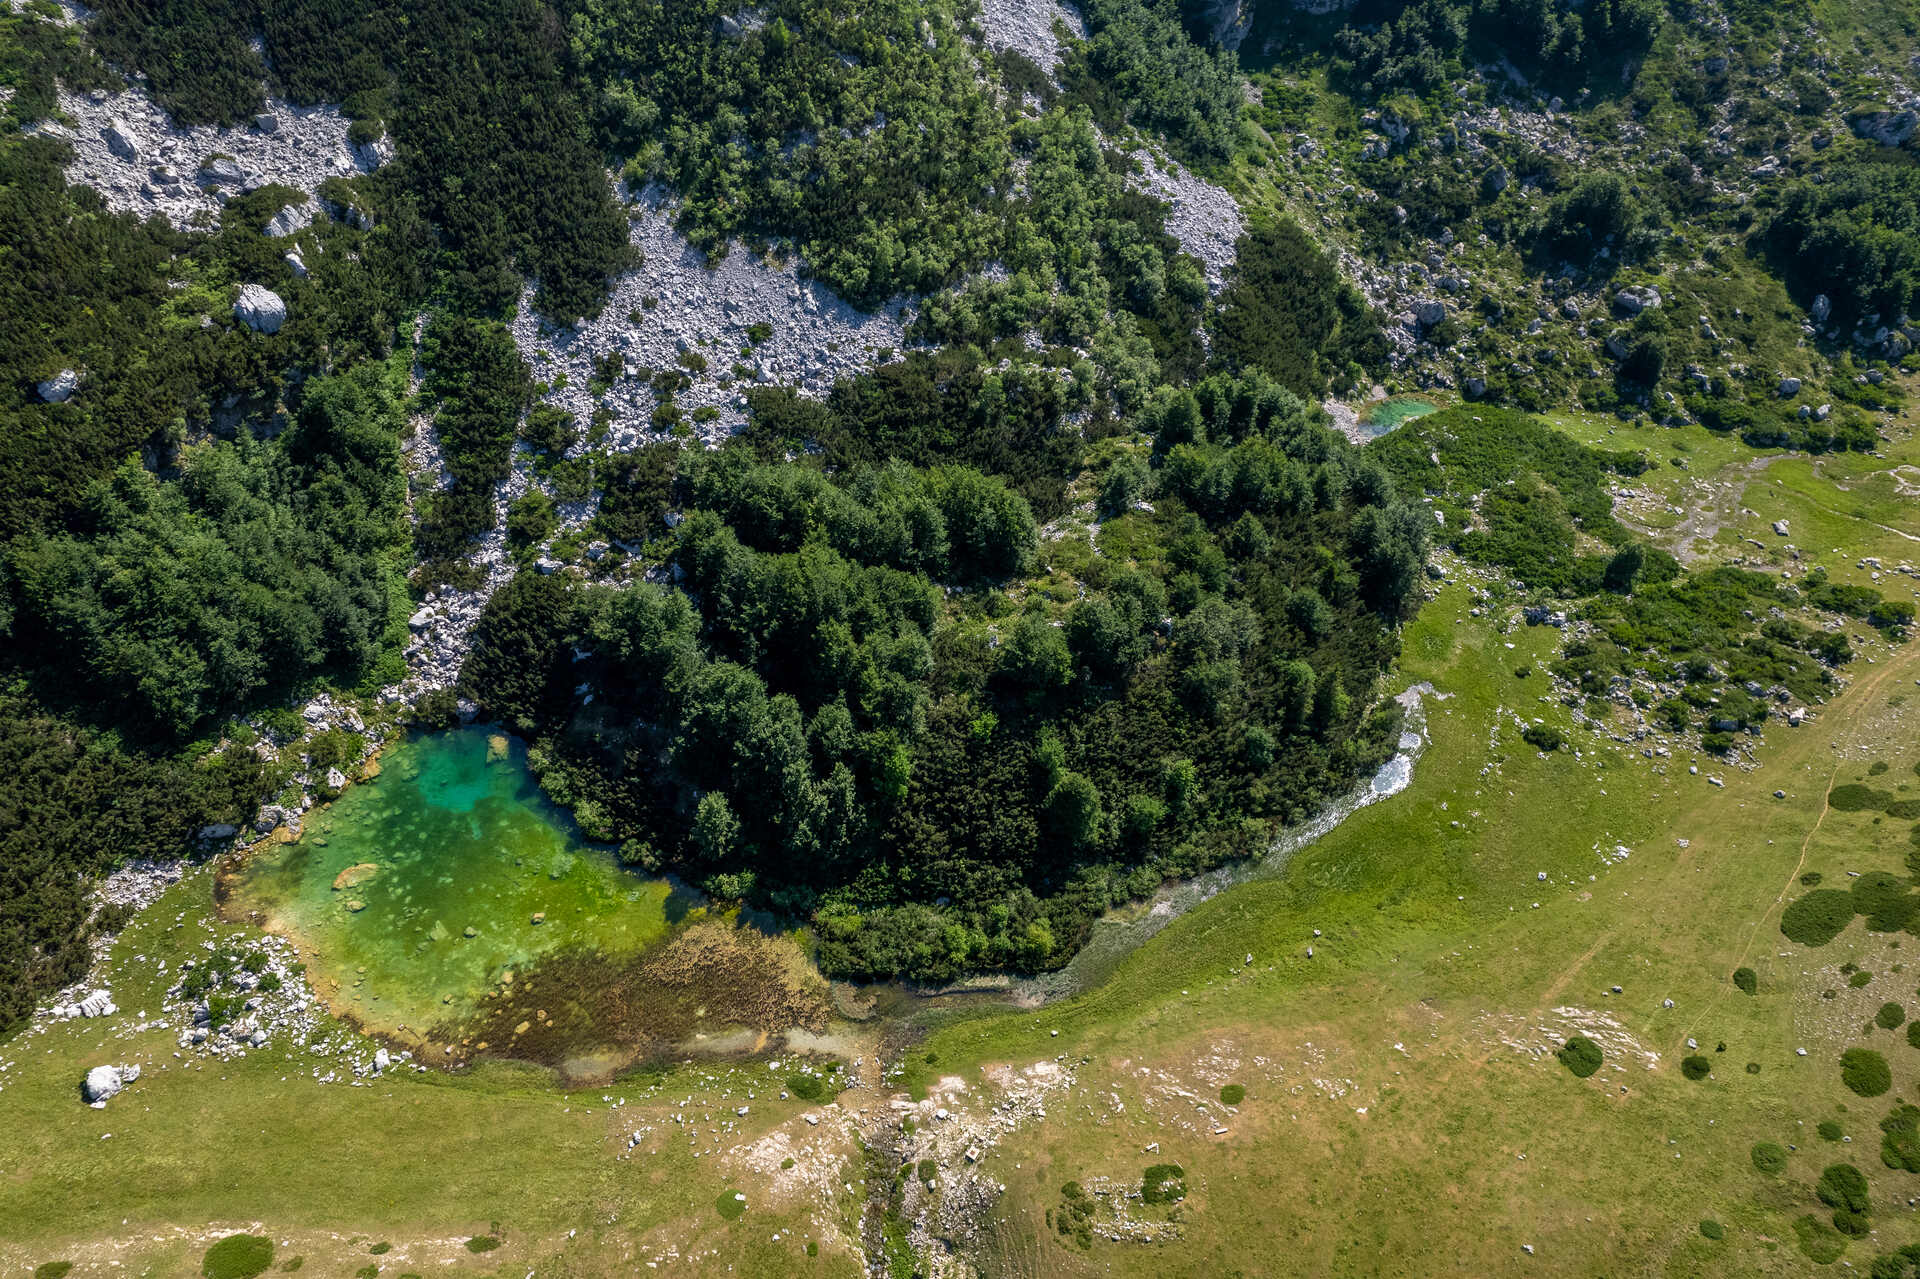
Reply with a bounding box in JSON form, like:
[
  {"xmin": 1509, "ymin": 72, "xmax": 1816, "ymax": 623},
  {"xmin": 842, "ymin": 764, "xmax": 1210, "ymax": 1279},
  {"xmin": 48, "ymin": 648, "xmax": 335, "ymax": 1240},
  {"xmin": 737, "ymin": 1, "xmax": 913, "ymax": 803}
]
[
  {"xmin": 229, "ymin": 728, "xmax": 678, "ymax": 1040},
  {"xmin": 1364, "ymin": 397, "xmax": 1438, "ymax": 435}
]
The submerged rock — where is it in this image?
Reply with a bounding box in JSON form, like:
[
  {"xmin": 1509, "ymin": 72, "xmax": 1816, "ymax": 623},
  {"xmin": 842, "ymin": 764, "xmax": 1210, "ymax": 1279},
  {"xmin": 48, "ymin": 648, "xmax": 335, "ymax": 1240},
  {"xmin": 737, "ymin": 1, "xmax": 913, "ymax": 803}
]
[{"xmin": 332, "ymin": 862, "xmax": 380, "ymax": 892}]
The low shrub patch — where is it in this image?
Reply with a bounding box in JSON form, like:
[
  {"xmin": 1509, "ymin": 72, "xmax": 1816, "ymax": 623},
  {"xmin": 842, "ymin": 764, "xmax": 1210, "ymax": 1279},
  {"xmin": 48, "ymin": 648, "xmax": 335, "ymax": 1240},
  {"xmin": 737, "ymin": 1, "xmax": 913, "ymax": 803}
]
[
  {"xmin": 1908, "ymin": 1020, "xmax": 1920, "ymax": 1049},
  {"xmin": 203, "ymin": 1237, "xmax": 274, "ymax": 1279},
  {"xmin": 1880, "ymin": 1003, "xmax": 1907, "ymax": 1030},
  {"xmin": 1795, "ymin": 1213, "xmax": 1847, "ymax": 1264},
  {"xmin": 1522, "ymin": 723, "xmax": 1566, "ymax": 752},
  {"xmin": 1219, "ymin": 1084, "xmax": 1245, "ymax": 1105},
  {"xmin": 1851, "ymin": 970, "xmax": 1876, "ymax": 988},
  {"xmin": 1818, "ymin": 1162, "xmax": 1872, "ymax": 1218},
  {"xmin": 463, "ymin": 1238, "xmax": 500, "ymax": 1254},
  {"xmin": 1782, "ymin": 889, "xmax": 1857, "ymax": 946},
  {"xmin": 788, "ymin": 1073, "xmax": 829, "ymax": 1102},
  {"xmin": 1141, "ymin": 1163, "xmax": 1188, "ymax": 1205},
  {"xmin": 34, "ymin": 1265, "xmax": 73, "ymax": 1279},
  {"xmin": 1881, "ymin": 1105, "xmax": 1920, "ymax": 1172},
  {"xmin": 714, "ymin": 1191, "xmax": 747, "ymax": 1221},
  {"xmin": 1821, "ymin": 1120, "xmax": 1846, "ymax": 1141},
  {"xmin": 1558, "ymin": 1035, "xmax": 1604, "ymax": 1078},
  {"xmin": 1843, "ymin": 1048, "xmax": 1893, "ymax": 1097},
  {"xmin": 917, "ymin": 1159, "xmax": 938, "ymax": 1183},
  {"xmin": 1699, "ymin": 1219, "xmax": 1724, "ymax": 1240},
  {"xmin": 1733, "ymin": 966, "xmax": 1758, "ymax": 995},
  {"xmin": 1681, "ymin": 1055, "xmax": 1712, "ymax": 1080},
  {"xmin": 1752, "ymin": 1141, "xmax": 1789, "ymax": 1174}
]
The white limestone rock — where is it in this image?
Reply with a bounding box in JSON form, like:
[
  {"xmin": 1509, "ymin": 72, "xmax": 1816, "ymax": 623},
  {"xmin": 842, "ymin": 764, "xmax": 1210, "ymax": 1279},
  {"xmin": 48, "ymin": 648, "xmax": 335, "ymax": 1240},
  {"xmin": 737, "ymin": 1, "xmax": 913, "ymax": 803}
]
[{"xmin": 235, "ymin": 284, "xmax": 287, "ymax": 334}]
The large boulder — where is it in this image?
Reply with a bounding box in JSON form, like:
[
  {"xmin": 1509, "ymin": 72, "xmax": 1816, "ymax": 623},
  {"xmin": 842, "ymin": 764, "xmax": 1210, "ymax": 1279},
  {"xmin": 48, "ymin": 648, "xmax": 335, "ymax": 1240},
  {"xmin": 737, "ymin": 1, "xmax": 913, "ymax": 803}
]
[
  {"xmin": 235, "ymin": 285, "xmax": 287, "ymax": 335},
  {"xmin": 82, "ymin": 1062, "xmax": 137, "ymax": 1106},
  {"xmin": 1810, "ymin": 293, "xmax": 1832, "ymax": 325},
  {"xmin": 1850, "ymin": 110, "xmax": 1918, "ymax": 148},
  {"xmin": 37, "ymin": 368, "xmax": 78, "ymax": 403},
  {"xmin": 102, "ymin": 119, "xmax": 139, "ymax": 162},
  {"xmin": 1411, "ymin": 298, "xmax": 1446, "ymax": 328},
  {"xmin": 1613, "ymin": 285, "xmax": 1663, "ymax": 316}
]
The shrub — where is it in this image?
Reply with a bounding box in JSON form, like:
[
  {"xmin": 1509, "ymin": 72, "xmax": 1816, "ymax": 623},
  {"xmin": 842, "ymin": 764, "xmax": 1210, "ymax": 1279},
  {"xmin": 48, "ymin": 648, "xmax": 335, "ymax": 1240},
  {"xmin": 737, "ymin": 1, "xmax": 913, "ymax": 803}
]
[
  {"xmin": 1219, "ymin": 1084, "xmax": 1245, "ymax": 1105},
  {"xmin": 1522, "ymin": 723, "xmax": 1566, "ymax": 752},
  {"xmin": 917, "ymin": 1158, "xmax": 938, "ymax": 1183},
  {"xmin": 1141, "ymin": 1163, "xmax": 1187, "ymax": 1205},
  {"xmin": 788, "ymin": 1073, "xmax": 829, "ymax": 1102},
  {"xmin": 463, "ymin": 1237, "xmax": 500, "ymax": 1253},
  {"xmin": 369, "ymin": 1244, "xmax": 390, "ymax": 1256},
  {"xmin": 1819, "ymin": 1163, "xmax": 1872, "ymax": 1215},
  {"xmin": 1782, "ymin": 889, "xmax": 1857, "ymax": 946},
  {"xmin": 714, "ymin": 1190, "xmax": 747, "ymax": 1221},
  {"xmin": 1752, "ymin": 1141, "xmax": 1789, "ymax": 1174},
  {"xmin": 1681, "ymin": 1055, "xmax": 1712, "ymax": 1080},
  {"xmin": 279, "ymin": 1259, "xmax": 303, "ymax": 1272},
  {"xmin": 1821, "ymin": 1120, "xmax": 1846, "ymax": 1141},
  {"xmin": 1880, "ymin": 1105, "xmax": 1920, "ymax": 1172},
  {"xmin": 34, "ymin": 1265, "xmax": 74, "ymax": 1279},
  {"xmin": 1851, "ymin": 971, "xmax": 1876, "ymax": 989},
  {"xmin": 1699, "ymin": 1219, "xmax": 1724, "ymax": 1240},
  {"xmin": 1843, "ymin": 1048, "xmax": 1893, "ymax": 1097},
  {"xmin": 1794, "ymin": 1213, "xmax": 1847, "ymax": 1264},
  {"xmin": 203, "ymin": 1236, "xmax": 275, "ymax": 1279},
  {"xmin": 1558, "ymin": 1035, "xmax": 1604, "ymax": 1078},
  {"xmin": 1880, "ymin": 1003, "xmax": 1907, "ymax": 1030},
  {"xmin": 1908, "ymin": 1021, "xmax": 1920, "ymax": 1050},
  {"xmin": 1733, "ymin": 967, "xmax": 1758, "ymax": 995}
]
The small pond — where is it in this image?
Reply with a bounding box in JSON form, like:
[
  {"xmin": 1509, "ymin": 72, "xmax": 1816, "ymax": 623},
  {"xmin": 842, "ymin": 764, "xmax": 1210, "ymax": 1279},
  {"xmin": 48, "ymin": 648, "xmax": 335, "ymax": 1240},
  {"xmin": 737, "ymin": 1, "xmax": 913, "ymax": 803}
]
[
  {"xmin": 227, "ymin": 729, "xmax": 687, "ymax": 1052},
  {"xmin": 1363, "ymin": 397, "xmax": 1438, "ymax": 436}
]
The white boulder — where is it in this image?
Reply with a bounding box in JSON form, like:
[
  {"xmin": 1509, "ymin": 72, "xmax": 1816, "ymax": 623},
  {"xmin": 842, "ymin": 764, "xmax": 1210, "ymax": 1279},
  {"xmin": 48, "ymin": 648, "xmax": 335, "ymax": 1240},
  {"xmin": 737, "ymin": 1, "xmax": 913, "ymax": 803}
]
[
  {"xmin": 37, "ymin": 368, "xmax": 79, "ymax": 403},
  {"xmin": 83, "ymin": 1062, "xmax": 138, "ymax": 1106},
  {"xmin": 102, "ymin": 119, "xmax": 139, "ymax": 162},
  {"xmin": 235, "ymin": 284, "xmax": 287, "ymax": 334}
]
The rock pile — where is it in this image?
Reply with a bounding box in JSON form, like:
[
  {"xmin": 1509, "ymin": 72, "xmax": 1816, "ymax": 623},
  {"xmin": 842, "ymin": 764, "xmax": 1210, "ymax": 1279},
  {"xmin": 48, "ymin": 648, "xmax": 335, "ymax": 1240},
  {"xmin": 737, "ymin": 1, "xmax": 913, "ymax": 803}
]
[
  {"xmin": 511, "ymin": 182, "xmax": 912, "ymax": 451},
  {"xmin": 36, "ymin": 85, "xmax": 386, "ymax": 230}
]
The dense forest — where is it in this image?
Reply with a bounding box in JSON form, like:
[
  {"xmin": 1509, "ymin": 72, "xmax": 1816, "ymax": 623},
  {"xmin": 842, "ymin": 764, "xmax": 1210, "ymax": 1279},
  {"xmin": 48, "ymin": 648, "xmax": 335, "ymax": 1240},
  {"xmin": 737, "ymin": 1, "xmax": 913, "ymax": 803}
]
[{"xmin": 464, "ymin": 370, "xmax": 1426, "ymax": 979}]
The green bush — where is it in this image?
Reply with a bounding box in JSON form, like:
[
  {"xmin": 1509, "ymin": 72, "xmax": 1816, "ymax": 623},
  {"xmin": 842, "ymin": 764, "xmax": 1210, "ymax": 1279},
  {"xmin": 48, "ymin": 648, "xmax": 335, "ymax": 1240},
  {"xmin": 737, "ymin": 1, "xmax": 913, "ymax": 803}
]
[
  {"xmin": 463, "ymin": 1237, "xmax": 499, "ymax": 1253},
  {"xmin": 1752, "ymin": 1141, "xmax": 1789, "ymax": 1174},
  {"xmin": 1843, "ymin": 1048, "xmax": 1893, "ymax": 1098},
  {"xmin": 917, "ymin": 1158, "xmax": 938, "ymax": 1183},
  {"xmin": 1522, "ymin": 723, "xmax": 1566, "ymax": 752},
  {"xmin": 34, "ymin": 1265, "xmax": 74, "ymax": 1279},
  {"xmin": 1733, "ymin": 966, "xmax": 1758, "ymax": 995},
  {"xmin": 1681, "ymin": 1055, "xmax": 1712, "ymax": 1080},
  {"xmin": 714, "ymin": 1191, "xmax": 747, "ymax": 1221},
  {"xmin": 1699, "ymin": 1219, "xmax": 1724, "ymax": 1240},
  {"xmin": 1794, "ymin": 1213, "xmax": 1847, "ymax": 1264},
  {"xmin": 1782, "ymin": 889, "xmax": 1857, "ymax": 946},
  {"xmin": 1880, "ymin": 1105, "xmax": 1920, "ymax": 1172},
  {"xmin": 368, "ymin": 1244, "xmax": 390, "ymax": 1255},
  {"xmin": 1219, "ymin": 1083, "xmax": 1245, "ymax": 1105},
  {"xmin": 203, "ymin": 1235, "xmax": 275, "ymax": 1279},
  {"xmin": 1851, "ymin": 970, "xmax": 1876, "ymax": 989},
  {"xmin": 1821, "ymin": 1120, "xmax": 1846, "ymax": 1141},
  {"xmin": 787, "ymin": 1073, "xmax": 829, "ymax": 1102},
  {"xmin": 1879, "ymin": 1003, "xmax": 1906, "ymax": 1030},
  {"xmin": 1907, "ymin": 1021, "xmax": 1920, "ymax": 1050},
  {"xmin": 1819, "ymin": 1162, "xmax": 1872, "ymax": 1214},
  {"xmin": 1141, "ymin": 1163, "xmax": 1187, "ymax": 1205},
  {"xmin": 1558, "ymin": 1035, "xmax": 1604, "ymax": 1078}
]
